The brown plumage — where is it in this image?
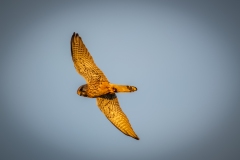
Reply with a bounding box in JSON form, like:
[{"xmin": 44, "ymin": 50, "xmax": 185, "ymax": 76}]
[{"xmin": 71, "ymin": 32, "xmax": 139, "ymax": 140}]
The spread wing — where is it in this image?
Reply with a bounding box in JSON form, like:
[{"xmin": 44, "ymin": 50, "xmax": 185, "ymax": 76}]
[
  {"xmin": 71, "ymin": 32, "xmax": 109, "ymax": 83},
  {"xmin": 96, "ymin": 94, "xmax": 139, "ymax": 140}
]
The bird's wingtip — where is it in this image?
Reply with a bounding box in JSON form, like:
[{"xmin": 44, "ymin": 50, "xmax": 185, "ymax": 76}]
[{"xmin": 133, "ymin": 135, "xmax": 140, "ymax": 140}]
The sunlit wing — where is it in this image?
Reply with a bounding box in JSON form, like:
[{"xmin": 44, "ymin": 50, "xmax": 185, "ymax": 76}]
[
  {"xmin": 96, "ymin": 93, "xmax": 139, "ymax": 140},
  {"xmin": 71, "ymin": 32, "xmax": 109, "ymax": 83}
]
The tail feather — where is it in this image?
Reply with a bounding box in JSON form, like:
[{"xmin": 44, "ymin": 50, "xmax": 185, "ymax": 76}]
[{"xmin": 110, "ymin": 84, "xmax": 137, "ymax": 93}]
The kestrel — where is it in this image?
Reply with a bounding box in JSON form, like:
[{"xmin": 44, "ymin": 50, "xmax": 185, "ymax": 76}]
[{"xmin": 71, "ymin": 32, "xmax": 139, "ymax": 140}]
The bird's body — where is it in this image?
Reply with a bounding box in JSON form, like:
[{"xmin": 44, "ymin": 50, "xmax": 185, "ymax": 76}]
[
  {"xmin": 77, "ymin": 82, "xmax": 137, "ymax": 98},
  {"xmin": 71, "ymin": 32, "xmax": 139, "ymax": 140}
]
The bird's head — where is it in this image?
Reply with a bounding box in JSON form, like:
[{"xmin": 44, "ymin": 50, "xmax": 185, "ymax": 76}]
[{"xmin": 77, "ymin": 84, "xmax": 88, "ymax": 97}]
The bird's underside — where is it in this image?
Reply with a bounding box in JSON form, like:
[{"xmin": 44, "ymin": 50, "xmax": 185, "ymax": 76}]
[{"xmin": 71, "ymin": 32, "xmax": 139, "ymax": 140}]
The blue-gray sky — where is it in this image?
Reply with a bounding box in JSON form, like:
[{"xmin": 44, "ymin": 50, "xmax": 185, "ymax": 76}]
[{"xmin": 1, "ymin": 1, "xmax": 240, "ymax": 160}]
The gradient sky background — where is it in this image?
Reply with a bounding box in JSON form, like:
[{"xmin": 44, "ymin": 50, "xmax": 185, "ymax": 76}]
[{"xmin": 1, "ymin": 1, "xmax": 240, "ymax": 160}]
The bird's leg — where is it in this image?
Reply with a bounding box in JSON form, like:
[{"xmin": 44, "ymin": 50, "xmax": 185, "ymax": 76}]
[{"xmin": 108, "ymin": 84, "xmax": 117, "ymax": 94}]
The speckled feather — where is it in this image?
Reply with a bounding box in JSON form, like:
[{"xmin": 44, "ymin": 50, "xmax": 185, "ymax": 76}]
[
  {"xmin": 71, "ymin": 32, "xmax": 109, "ymax": 84},
  {"xmin": 97, "ymin": 94, "xmax": 139, "ymax": 140}
]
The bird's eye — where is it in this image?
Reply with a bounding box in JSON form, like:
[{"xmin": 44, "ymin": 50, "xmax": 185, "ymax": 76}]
[
  {"xmin": 80, "ymin": 87, "xmax": 83, "ymax": 91},
  {"xmin": 80, "ymin": 86, "xmax": 86, "ymax": 92}
]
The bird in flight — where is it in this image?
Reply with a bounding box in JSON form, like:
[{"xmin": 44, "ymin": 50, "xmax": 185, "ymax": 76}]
[{"xmin": 71, "ymin": 32, "xmax": 139, "ymax": 140}]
